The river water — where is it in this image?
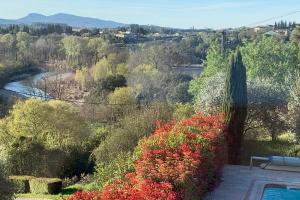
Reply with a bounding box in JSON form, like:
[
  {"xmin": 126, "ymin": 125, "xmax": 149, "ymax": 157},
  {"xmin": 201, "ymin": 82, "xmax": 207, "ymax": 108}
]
[{"xmin": 3, "ymin": 72, "xmax": 53, "ymax": 98}]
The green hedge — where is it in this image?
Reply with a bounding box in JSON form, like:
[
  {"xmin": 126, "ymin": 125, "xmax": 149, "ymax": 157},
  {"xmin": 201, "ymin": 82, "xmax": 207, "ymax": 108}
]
[
  {"xmin": 29, "ymin": 178, "xmax": 62, "ymax": 194},
  {"xmin": 9, "ymin": 176, "xmax": 34, "ymax": 193}
]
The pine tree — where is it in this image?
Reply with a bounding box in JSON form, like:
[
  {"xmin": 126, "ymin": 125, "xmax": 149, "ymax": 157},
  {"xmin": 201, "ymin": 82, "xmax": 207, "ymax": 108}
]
[{"xmin": 222, "ymin": 49, "xmax": 248, "ymax": 164}]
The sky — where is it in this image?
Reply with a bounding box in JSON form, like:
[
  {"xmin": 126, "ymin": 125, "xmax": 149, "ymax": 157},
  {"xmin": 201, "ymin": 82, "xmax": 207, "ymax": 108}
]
[{"xmin": 1, "ymin": 0, "xmax": 300, "ymax": 29}]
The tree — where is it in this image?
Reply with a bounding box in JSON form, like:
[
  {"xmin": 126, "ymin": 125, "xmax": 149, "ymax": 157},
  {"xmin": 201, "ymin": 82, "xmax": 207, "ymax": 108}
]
[
  {"xmin": 91, "ymin": 57, "xmax": 112, "ymax": 81},
  {"xmin": 241, "ymin": 36, "xmax": 298, "ymax": 85},
  {"xmin": 108, "ymin": 87, "xmax": 136, "ymax": 105},
  {"xmin": 75, "ymin": 67, "xmax": 90, "ymax": 89},
  {"xmin": 0, "ymin": 99, "xmax": 88, "ymax": 149},
  {"xmin": 16, "ymin": 32, "xmax": 32, "ymax": 64},
  {"xmin": 288, "ymin": 76, "xmax": 300, "ymax": 139},
  {"xmin": 166, "ymin": 82, "xmax": 192, "ymax": 104},
  {"xmin": 126, "ymin": 64, "xmax": 164, "ymax": 103},
  {"xmin": 189, "ymin": 40, "xmax": 228, "ymax": 97},
  {"xmin": 101, "ymin": 75, "xmax": 127, "ymax": 92},
  {"xmin": 222, "ymin": 50, "xmax": 247, "ymax": 164},
  {"xmin": 62, "ymin": 36, "xmax": 89, "ymax": 68},
  {"xmin": 0, "ymin": 34, "xmax": 16, "ymax": 60},
  {"xmin": 291, "ymin": 27, "xmax": 300, "ymax": 44},
  {"xmin": 246, "ymin": 79, "xmax": 288, "ymax": 141},
  {"xmin": 193, "ymin": 72, "xmax": 288, "ymax": 141},
  {"xmin": 0, "ymin": 164, "xmax": 15, "ymax": 200},
  {"xmin": 194, "ymin": 72, "xmax": 225, "ymax": 114}
]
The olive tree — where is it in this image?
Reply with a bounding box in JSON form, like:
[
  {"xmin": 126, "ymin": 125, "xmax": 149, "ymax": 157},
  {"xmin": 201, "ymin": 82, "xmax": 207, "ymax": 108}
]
[{"xmin": 193, "ymin": 73, "xmax": 288, "ymax": 141}]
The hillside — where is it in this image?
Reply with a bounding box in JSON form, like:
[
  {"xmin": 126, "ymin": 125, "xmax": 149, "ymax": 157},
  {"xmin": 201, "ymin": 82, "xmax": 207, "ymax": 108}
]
[{"xmin": 0, "ymin": 13, "xmax": 126, "ymax": 28}]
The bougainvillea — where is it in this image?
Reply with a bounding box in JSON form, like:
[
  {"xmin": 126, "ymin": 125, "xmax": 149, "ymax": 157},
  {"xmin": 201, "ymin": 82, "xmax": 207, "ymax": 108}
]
[{"xmin": 68, "ymin": 113, "xmax": 226, "ymax": 200}]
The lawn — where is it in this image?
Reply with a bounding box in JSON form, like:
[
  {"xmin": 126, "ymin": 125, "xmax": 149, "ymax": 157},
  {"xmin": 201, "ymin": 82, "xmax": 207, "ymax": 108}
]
[
  {"xmin": 16, "ymin": 185, "xmax": 78, "ymax": 200},
  {"xmin": 241, "ymin": 139, "xmax": 294, "ymax": 165}
]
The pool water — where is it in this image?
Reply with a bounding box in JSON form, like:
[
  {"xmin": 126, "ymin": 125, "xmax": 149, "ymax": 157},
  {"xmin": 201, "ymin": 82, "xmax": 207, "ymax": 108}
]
[{"xmin": 262, "ymin": 187, "xmax": 300, "ymax": 200}]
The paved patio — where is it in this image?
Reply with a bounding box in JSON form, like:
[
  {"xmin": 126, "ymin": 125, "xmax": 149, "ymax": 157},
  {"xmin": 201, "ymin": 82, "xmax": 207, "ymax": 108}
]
[{"xmin": 205, "ymin": 165, "xmax": 300, "ymax": 200}]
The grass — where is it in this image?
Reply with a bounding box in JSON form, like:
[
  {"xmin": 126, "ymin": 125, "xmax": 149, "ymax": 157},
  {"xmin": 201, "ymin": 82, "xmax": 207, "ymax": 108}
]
[
  {"xmin": 16, "ymin": 185, "xmax": 78, "ymax": 200},
  {"xmin": 241, "ymin": 139, "xmax": 294, "ymax": 165}
]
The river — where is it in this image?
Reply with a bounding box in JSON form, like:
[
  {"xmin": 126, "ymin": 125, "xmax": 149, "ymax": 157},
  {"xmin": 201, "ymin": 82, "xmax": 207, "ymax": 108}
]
[{"xmin": 3, "ymin": 72, "xmax": 54, "ymax": 99}]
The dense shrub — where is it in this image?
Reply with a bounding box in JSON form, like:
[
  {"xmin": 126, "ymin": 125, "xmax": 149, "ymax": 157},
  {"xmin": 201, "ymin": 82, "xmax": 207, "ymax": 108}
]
[
  {"xmin": 100, "ymin": 173, "xmax": 178, "ymax": 200},
  {"xmin": 130, "ymin": 115, "xmax": 226, "ymax": 198},
  {"xmin": 0, "ymin": 165, "xmax": 15, "ymax": 200},
  {"xmin": 6, "ymin": 138, "xmax": 90, "ymax": 178},
  {"xmin": 167, "ymin": 82, "xmax": 192, "ymax": 104},
  {"xmin": 94, "ymin": 152, "xmax": 134, "ymax": 190},
  {"xmin": 98, "ymin": 113, "xmax": 226, "ymax": 199},
  {"xmin": 68, "ymin": 191, "xmax": 101, "ymax": 200},
  {"xmin": 92, "ymin": 103, "xmax": 173, "ymax": 163},
  {"xmin": 172, "ymin": 103, "xmax": 195, "ymax": 122},
  {"xmin": 101, "ymin": 75, "xmax": 127, "ymax": 92},
  {"xmin": 0, "ymin": 99, "xmax": 88, "ymax": 149},
  {"xmin": 9, "ymin": 175, "xmax": 34, "ymax": 193},
  {"xmin": 29, "ymin": 178, "xmax": 62, "ymax": 194}
]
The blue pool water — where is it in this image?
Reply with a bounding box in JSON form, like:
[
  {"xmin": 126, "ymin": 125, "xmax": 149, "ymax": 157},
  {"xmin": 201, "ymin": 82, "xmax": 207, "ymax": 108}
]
[{"xmin": 262, "ymin": 187, "xmax": 300, "ymax": 200}]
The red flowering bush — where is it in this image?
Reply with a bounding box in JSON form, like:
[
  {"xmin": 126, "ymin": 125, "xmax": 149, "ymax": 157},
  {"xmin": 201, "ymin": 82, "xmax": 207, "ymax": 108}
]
[
  {"xmin": 100, "ymin": 173, "xmax": 178, "ymax": 200},
  {"xmin": 68, "ymin": 113, "xmax": 226, "ymax": 200},
  {"xmin": 133, "ymin": 113, "xmax": 227, "ymax": 198},
  {"xmin": 67, "ymin": 191, "xmax": 101, "ymax": 200}
]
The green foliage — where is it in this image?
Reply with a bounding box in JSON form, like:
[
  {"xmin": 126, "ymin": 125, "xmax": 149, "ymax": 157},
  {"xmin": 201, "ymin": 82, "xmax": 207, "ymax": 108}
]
[
  {"xmin": 101, "ymin": 74, "xmax": 127, "ymax": 92},
  {"xmin": 172, "ymin": 103, "xmax": 195, "ymax": 122},
  {"xmin": 287, "ymin": 76, "xmax": 300, "ymax": 138},
  {"xmin": 291, "ymin": 27, "xmax": 300, "ymax": 44},
  {"xmin": 0, "ymin": 99, "xmax": 88, "ymax": 149},
  {"xmin": 62, "ymin": 36, "xmax": 88, "ymax": 67},
  {"xmin": 108, "ymin": 87, "xmax": 136, "ymax": 105},
  {"xmin": 29, "ymin": 178, "xmax": 62, "ymax": 194},
  {"xmin": 6, "ymin": 138, "xmax": 90, "ymax": 178},
  {"xmin": 16, "ymin": 32, "xmax": 32, "ymax": 65},
  {"xmin": 189, "ymin": 40, "xmax": 228, "ymax": 97},
  {"xmin": 9, "ymin": 175, "xmax": 34, "ymax": 193},
  {"xmin": 0, "ymin": 165, "xmax": 15, "ymax": 200},
  {"xmin": 88, "ymin": 75, "xmax": 127, "ymax": 102},
  {"xmin": 83, "ymin": 125, "xmax": 109, "ymax": 152},
  {"xmin": 247, "ymin": 79, "xmax": 288, "ymax": 141},
  {"xmin": 75, "ymin": 68, "xmax": 90, "ymax": 89},
  {"xmin": 94, "ymin": 152, "xmax": 134, "ymax": 190},
  {"xmin": 194, "ymin": 72, "xmax": 225, "ymax": 114},
  {"xmin": 223, "ymin": 50, "xmax": 247, "ymax": 164},
  {"xmin": 241, "ymin": 36, "xmax": 298, "ymax": 85},
  {"xmin": 92, "ymin": 103, "xmax": 173, "ymax": 163},
  {"xmin": 167, "ymin": 82, "xmax": 192, "ymax": 104},
  {"xmin": 241, "ymin": 140, "xmax": 293, "ymax": 165},
  {"xmin": 91, "ymin": 58, "xmax": 112, "ymax": 81}
]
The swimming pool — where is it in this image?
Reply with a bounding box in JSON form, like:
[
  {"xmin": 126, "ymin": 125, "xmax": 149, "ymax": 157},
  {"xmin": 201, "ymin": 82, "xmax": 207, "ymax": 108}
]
[{"xmin": 262, "ymin": 185, "xmax": 300, "ymax": 200}]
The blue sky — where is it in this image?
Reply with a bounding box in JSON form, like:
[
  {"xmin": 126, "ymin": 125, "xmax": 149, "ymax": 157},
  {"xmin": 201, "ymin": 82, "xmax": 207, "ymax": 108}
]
[{"xmin": 1, "ymin": 0, "xmax": 300, "ymax": 29}]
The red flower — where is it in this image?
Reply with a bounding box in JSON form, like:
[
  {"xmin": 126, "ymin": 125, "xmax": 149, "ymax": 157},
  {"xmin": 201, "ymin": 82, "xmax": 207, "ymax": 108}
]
[{"xmin": 70, "ymin": 113, "xmax": 226, "ymax": 200}]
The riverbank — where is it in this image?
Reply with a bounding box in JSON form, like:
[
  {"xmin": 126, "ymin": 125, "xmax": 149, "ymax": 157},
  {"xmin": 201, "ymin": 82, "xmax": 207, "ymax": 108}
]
[
  {"xmin": 0, "ymin": 65, "xmax": 43, "ymax": 106},
  {"xmin": 0, "ymin": 65, "xmax": 41, "ymax": 88}
]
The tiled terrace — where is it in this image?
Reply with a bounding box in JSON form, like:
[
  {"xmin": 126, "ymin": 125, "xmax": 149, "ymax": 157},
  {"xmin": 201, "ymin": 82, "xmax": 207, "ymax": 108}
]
[{"xmin": 205, "ymin": 165, "xmax": 300, "ymax": 200}]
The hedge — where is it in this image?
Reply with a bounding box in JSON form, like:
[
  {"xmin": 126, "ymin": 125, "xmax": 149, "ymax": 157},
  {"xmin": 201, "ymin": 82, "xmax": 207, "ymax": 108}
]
[
  {"xmin": 29, "ymin": 178, "xmax": 62, "ymax": 194},
  {"xmin": 9, "ymin": 176, "xmax": 34, "ymax": 193},
  {"xmin": 68, "ymin": 113, "xmax": 227, "ymax": 200}
]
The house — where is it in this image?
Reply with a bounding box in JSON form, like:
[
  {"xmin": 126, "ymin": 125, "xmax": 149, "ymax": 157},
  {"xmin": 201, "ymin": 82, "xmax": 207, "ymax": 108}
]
[
  {"xmin": 172, "ymin": 64, "xmax": 204, "ymax": 78},
  {"xmin": 253, "ymin": 25, "xmax": 273, "ymax": 33}
]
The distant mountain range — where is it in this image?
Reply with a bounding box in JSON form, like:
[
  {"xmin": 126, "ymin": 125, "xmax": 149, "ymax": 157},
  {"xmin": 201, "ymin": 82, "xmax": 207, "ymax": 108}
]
[{"xmin": 0, "ymin": 13, "xmax": 126, "ymax": 28}]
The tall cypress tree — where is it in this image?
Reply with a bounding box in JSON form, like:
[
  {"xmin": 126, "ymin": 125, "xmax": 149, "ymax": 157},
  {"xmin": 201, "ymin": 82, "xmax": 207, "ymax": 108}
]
[{"xmin": 223, "ymin": 49, "xmax": 248, "ymax": 164}]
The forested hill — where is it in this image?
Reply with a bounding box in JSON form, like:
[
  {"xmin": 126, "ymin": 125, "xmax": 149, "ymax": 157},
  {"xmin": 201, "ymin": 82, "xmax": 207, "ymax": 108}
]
[{"xmin": 0, "ymin": 13, "xmax": 126, "ymax": 28}]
